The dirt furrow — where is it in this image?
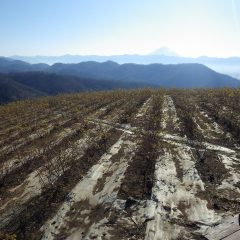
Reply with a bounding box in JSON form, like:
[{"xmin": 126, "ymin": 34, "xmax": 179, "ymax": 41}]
[
  {"xmin": 216, "ymin": 153, "xmax": 240, "ymax": 200},
  {"xmin": 145, "ymin": 144, "xmax": 221, "ymax": 240},
  {"xmin": 5, "ymin": 127, "xmax": 121, "ymax": 239},
  {"xmin": 0, "ymin": 128, "xmax": 97, "ymax": 229},
  {"xmin": 0, "ymin": 122, "xmax": 86, "ymax": 182},
  {"xmin": 66, "ymin": 134, "xmax": 138, "ymax": 240},
  {"xmin": 0, "ymin": 117, "xmax": 71, "ymax": 160},
  {"xmin": 199, "ymin": 100, "xmax": 240, "ymax": 147},
  {"xmin": 0, "ymin": 92, "xmax": 149, "ymax": 239},
  {"xmin": 161, "ymin": 95, "xmax": 181, "ymax": 133},
  {"xmin": 0, "ymin": 112, "xmax": 63, "ymax": 146},
  {"xmin": 0, "ymin": 97, "xmax": 123, "ymax": 173},
  {"xmin": 193, "ymin": 106, "xmax": 224, "ymax": 141},
  {"xmin": 0, "ymin": 100, "xmax": 79, "ymax": 145},
  {"xmin": 84, "ymin": 95, "xmax": 162, "ymax": 240},
  {"xmin": 40, "ymin": 96, "xmax": 151, "ymax": 239},
  {"xmin": 40, "ymin": 132, "xmax": 134, "ymax": 239},
  {"xmin": 0, "ymin": 96, "xmax": 120, "ymax": 157}
]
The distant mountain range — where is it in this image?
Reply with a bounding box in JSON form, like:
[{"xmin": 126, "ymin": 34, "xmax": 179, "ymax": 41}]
[
  {"xmin": 0, "ymin": 71, "xmax": 150, "ymax": 104},
  {"xmin": 47, "ymin": 61, "xmax": 240, "ymax": 88},
  {"xmin": 10, "ymin": 49, "xmax": 240, "ymax": 79},
  {"xmin": 0, "ymin": 56, "xmax": 239, "ymax": 104}
]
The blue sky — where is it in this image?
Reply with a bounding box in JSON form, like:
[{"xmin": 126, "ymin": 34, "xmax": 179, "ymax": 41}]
[{"xmin": 1, "ymin": 0, "xmax": 240, "ymax": 57}]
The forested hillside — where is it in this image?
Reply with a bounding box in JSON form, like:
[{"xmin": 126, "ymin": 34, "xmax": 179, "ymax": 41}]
[{"xmin": 0, "ymin": 57, "xmax": 239, "ymax": 104}]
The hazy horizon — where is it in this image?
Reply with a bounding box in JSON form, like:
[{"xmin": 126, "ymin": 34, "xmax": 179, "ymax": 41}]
[
  {"xmin": 1, "ymin": 0, "xmax": 240, "ymax": 58},
  {"xmin": 7, "ymin": 47, "xmax": 240, "ymax": 59}
]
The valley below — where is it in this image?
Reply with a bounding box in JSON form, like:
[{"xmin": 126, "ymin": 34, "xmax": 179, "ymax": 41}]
[{"xmin": 1, "ymin": 88, "xmax": 240, "ymax": 240}]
